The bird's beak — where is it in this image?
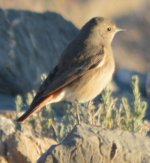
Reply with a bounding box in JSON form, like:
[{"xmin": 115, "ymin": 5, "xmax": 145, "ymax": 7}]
[{"xmin": 116, "ymin": 28, "xmax": 126, "ymax": 33}]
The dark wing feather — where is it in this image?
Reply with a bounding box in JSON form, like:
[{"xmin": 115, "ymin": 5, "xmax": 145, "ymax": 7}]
[{"xmin": 30, "ymin": 47, "xmax": 104, "ymax": 109}]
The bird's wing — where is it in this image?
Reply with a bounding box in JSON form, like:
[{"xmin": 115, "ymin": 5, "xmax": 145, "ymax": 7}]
[
  {"xmin": 31, "ymin": 48, "xmax": 105, "ymax": 108},
  {"xmin": 16, "ymin": 46, "xmax": 105, "ymax": 122}
]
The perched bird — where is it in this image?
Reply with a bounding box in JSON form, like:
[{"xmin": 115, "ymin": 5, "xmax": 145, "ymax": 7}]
[{"xmin": 17, "ymin": 17, "xmax": 124, "ymax": 122}]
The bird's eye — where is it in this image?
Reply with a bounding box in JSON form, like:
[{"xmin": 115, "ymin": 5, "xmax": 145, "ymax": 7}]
[{"xmin": 107, "ymin": 27, "xmax": 111, "ymax": 32}]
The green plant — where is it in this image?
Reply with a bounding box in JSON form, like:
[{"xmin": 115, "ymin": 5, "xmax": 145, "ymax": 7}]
[
  {"xmin": 100, "ymin": 87, "xmax": 118, "ymax": 128},
  {"xmin": 87, "ymin": 75, "xmax": 148, "ymax": 135},
  {"xmin": 87, "ymin": 87, "xmax": 119, "ymax": 128},
  {"xmin": 15, "ymin": 75, "xmax": 149, "ymax": 141},
  {"xmin": 121, "ymin": 76, "xmax": 147, "ymax": 132}
]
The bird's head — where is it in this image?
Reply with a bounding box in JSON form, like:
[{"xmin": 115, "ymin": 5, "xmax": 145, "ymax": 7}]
[{"xmin": 80, "ymin": 17, "xmax": 124, "ymax": 45}]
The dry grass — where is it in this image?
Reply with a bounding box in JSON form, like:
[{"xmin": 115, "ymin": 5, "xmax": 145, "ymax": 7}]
[{"xmin": 15, "ymin": 75, "xmax": 149, "ymax": 141}]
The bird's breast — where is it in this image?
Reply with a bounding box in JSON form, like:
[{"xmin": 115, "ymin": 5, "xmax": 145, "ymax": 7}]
[{"xmin": 64, "ymin": 53, "xmax": 115, "ymax": 103}]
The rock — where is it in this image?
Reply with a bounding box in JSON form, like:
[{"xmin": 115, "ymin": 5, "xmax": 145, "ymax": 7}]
[
  {"xmin": 5, "ymin": 131, "xmax": 56, "ymax": 163},
  {"xmin": 0, "ymin": 115, "xmax": 15, "ymax": 140},
  {"xmin": 0, "ymin": 141, "xmax": 5, "ymax": 158},
  {"xmin": 0, "ymin": 116, "xmax": 15, "ymax": 162},
  {"xmin": 0, "ymin": 94, "xmax": 16, "ymax": 110},
  {"xmin": 0, "ymin": 9, "xmax": 78, "ymax": 96},
  {"xmin": 0, "ymin": 110, "xmax": 16, "ymax": 119},
  {"xmin": 38, "ymin": 123, "xmax": 150, "ymax": 163},
  {"xmin": 0, "ymin": 115, "xmax": 57, "ymax": 163}
]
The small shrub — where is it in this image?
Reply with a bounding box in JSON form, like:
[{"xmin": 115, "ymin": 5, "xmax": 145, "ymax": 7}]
[
  {"xmin": 15, "ymin": 75, "xmax": 149, "ymax": 141},
  {"xmin": 87, "ymin": 75, "xmax": 148, "ymax": 135},
  {"xmin": 121, "ymin": 76, "xmax": 147, "ymax": 133}
]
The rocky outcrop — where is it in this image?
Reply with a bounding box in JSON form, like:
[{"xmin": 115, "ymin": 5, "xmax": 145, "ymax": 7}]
[
  {"xmin": 1, "ymin": 115, "xmax": 150, "ymax": 163},
  {"xmin": 0, "ymin": 9, "xmax": 78, "ymax": 96},
  {"xmin": 5, "ymin": 132, "xmax": 56, "ymax": 163},
  {"xmin": 38, "ymin": 123, "xmax": 150, "ymax": 163},
  {"xmin": 0, "ymin": 115, "xmax": 57, "ymax": 163}
]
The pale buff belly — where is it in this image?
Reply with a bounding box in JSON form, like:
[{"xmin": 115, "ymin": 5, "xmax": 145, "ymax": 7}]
[{"xmin": 64, "ymin": 64, "xmax": 114, "ymax": 103}]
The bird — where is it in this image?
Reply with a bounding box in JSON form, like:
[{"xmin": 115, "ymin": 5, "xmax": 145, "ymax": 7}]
[{"xmin": 17, "ymin": 17, "xmax": 124, "ymax": 122}]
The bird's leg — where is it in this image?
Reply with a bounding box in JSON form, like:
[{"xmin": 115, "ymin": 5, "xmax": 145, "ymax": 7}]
[
  {"xmin": 74, "ymin": 100, "xmax": 81, "ymax": 125},
  {"xmin": 87, "ymin": 100, "xmax": 93, "ymax": 124}
]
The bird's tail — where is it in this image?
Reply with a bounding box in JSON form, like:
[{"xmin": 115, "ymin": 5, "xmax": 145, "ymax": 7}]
[
  {"xmin": 16, "ymin": 89, "xmax": 64, "ymax": 122},
  {"xmin": 16, "ymin": 94, "xmax": 53, "ymax": 122}
]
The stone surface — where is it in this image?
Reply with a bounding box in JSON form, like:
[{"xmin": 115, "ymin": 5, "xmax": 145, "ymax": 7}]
[
  {"xmin": 5, "ymin": 131, "xmax": 56, "ymax": 163},
  {"xmin": 0, "ymin": 9, "xmax": 78, "ymax": 96},
  {"xmin": 38, "ymin": 123, "xmax": 150, "ymax": 163},
  {"xmin": 0, "ymin": 115, "xmax": 15, "ymax": 140},
  {"xmin": 0, "ymin": 94, "xmax": 15, "ymax": 110},
  {"xmin": 0, "ymin": 115, "xmax": 57, "ymax": 163}
]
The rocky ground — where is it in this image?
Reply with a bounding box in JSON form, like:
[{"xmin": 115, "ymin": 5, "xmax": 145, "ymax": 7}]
[
  {"xmin": 0, "ymin": 115, "xmax": 150, "ymax": 163},
  {"xmin": 0, "ymin": 115, "xmax": 57, "ymax": 163},
  {"xmin": 39, "ymin": 123, "xmax": 150, "ymax": 163}
]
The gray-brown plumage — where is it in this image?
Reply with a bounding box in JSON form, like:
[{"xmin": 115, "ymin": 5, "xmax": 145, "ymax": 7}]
[{"xmin": 17, "ymin": 17, "xmax": 123, "ymax": 122}]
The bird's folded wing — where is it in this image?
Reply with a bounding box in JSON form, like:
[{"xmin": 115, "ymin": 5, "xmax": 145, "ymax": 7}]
[{"xmin": 30, "ymin": 51, "xmax": 104, "ymax": 109}]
